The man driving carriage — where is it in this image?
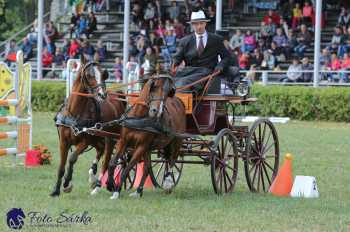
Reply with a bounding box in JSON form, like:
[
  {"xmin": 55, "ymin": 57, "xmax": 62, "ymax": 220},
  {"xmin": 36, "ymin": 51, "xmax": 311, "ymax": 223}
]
[{"xmin": 171, "ymin": 10, "xmax": 239, "ymax": 94}]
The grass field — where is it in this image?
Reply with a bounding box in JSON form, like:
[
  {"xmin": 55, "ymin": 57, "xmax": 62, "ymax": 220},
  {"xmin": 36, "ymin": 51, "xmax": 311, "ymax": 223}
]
[{"xmin": 1, "ymin": 112, "xmax": 350, "ymax": 232}]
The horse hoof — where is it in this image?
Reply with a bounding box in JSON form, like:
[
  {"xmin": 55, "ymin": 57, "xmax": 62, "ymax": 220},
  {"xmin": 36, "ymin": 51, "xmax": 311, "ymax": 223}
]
[
  {"xmin": 110, "ymin": 192, "xmax": 120, "ymax": 200},
  {"xmin": 90, "ymin": 186, "xmax": 101, "ymax": 196},
  {"xmin": 63, "ymin": 183, "xmax": 73, "ymax": 193},
  {"xmin": 129, "ymin": 191, "xmax": 141, "ymax": 198},
  {"xmin": 88, "ymin": 169, "xmax": 98, "ymax": 184},
  {"xmin": 50, "ymin": 191, "xmax": 60, "ymax": 197}
]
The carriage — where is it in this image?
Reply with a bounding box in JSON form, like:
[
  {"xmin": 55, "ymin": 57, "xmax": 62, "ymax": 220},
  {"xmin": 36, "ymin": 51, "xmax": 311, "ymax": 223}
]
[{"xmin": 147, "ymin": 86, "xmax": 280, "ymax": 195}]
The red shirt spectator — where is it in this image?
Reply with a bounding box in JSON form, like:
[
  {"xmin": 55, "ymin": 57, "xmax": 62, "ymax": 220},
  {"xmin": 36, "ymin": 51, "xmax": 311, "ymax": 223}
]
[
  {"xmin": 263, "ymin": 10, "xmax": 281, "ymax": 25},
  {"xmin": 330, "ymin": 54, "xmax": 341, "ymax": 70},
  {"xmin": 69, "ymin": 39, "xmax": 80, "ymax": 58},
  {"xmin": 42, "ymin": 48, "xmax": 53, "ymax": 67}
]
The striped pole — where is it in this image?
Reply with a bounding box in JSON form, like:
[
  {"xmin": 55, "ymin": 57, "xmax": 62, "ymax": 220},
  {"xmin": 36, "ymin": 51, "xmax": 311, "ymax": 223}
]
[
  {"xmin": 0, "ymin": 131, "xmax": 18, "ymax": 140},
  {"xmin": 0, "ymin": 148, "xmax": 17, "ymax": 157},
  {"xmin": 0, "ymin": 99, "xmax": 18, "ymax": 106}
]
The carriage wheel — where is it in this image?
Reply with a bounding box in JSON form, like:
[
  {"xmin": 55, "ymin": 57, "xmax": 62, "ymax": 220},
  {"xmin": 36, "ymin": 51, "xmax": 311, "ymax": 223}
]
[
  {"xmin": 244, "ymin": 118, "xmax": 279, "ymax": 193},
  {"xmin": 149, "ymin": 153, "xmax": 184, "ymax": 189},
  {"xmin": 210, "ymin": 129, "xmax": 239, "ymax": 195}
]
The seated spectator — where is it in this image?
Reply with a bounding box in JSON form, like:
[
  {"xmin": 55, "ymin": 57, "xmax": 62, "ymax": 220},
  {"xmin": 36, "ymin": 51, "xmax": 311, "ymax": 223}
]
[
  {"xmin": 284, "ymin": 29, "xmax": 298, "ymax": 59},
  {"xmin": 229, "ymin": 29, "xmax": 244, "ymax": 53},
  {"xmin": 45, "ymin": 21, "xmax": 59, "ymax": 43},
  {"xmin": 330, "ymin": 52, "xmax": 342, "ymax": 81},
  {"xmin": 126, "ymin": 56, "xmax": 140, "ymax": 89},
  {"xmin": 283, "ymin": 57, "xmax": 303, "ymax": 82},
  {"xmin": 142, "ymin": 47, "xmax": 157, "ymax": 76},
  {"xmin": 320, "ymin": 48, "xmax": 331, "ymax": 65},
  {"xmin": 301, "ymin": 57, "xmax": 313, "ymax": 82},
  {"xmin": 4, "ymin": 40, "xmax": 18, "ymax": 66},
  {"xmin": 96, "ymin": 40, "xmax": 107, "ymax": 62},
  {"xmin": 320, "ymin": 59, "xmax": 332, "ymax": 81},
  {"xmin": 239, "ymin": 52, "xmax": 250, "ymax": 70},
  {"xmin": 27, "ymin": 19, "xmax": 38, "ymax": 44},
  {"xmin": 302, "ymin": 1, "xmax": 314, "ymax": 27},
  {"xmin": 78, "ymin": 15, "xmax": 88, "ymax": 38},
  {"xmin": 42, "ymin": 47, "xmax": 53, "ymax": 77},
  {"xmin": 68, "ymin": 38, "xmax": 80, "ymax": 59},
  {"xmin": 136, "ymin": 35, "xmax": 147, "ymax": 63},
  {"xmin": 173, "ymin": 19, "xmax": 185, "ymax": 39},
  {"xmin": 263, "ymin": 9, "xmax": 281, "ymax": 26},
  {"xmin": 61, "ymin": 38, "xmax": 71, "ymax": 61},
  {"xmin": 20, "ymin": 37, "xmax": 33, "ymax": 63},
  {"xmin": 260, "ymin": 19, "xmax": 275, "ymax": 44},
  {"xmin": 261, "ymin": 50, "xmax": 276, "ymax": 70},
  {"xmin": 244, "ymin": 64, "xmax": 257, "ymax": 86},
  {"xmin": 294, "ymin": 24, "xmax": 312, "ymax": 57},
  {"xmin": 131, "ymin": 3, "xmax": 143, "ymax": 28},
  {"xmin": 340, "ymin": 53, "xmax": 350, "ymax": 82},
  {"xmin": 69, "ymin": 13, "xmax": 80, "ymax": 39},
  {"xmin": 144, "ymin": 2, "xmax": 157, "ymax": 29},
  {"xmin": 292, "ymin": 3, "xmax": 303, "ymax": 30},
  {"xmin": 243, "ymin": 30, "xmax": 256, "ymax": 53},
  {"xmin": 81, "ymin": 39, "xmax": 95, "ymax": 61},
  {"xmin": 256, "ymin": 38, "xmax": 268, "ymax": 52},
  {"xmin": 168, "ymin": 0, "xmax": 180, "ymax": 20},
  {"xmin": 249, "ymin": 48, "xmax": 264, "ymax": 69},
  {"xmin": 337, "ymin": 7, "xmax": 350, "ymax": 32},
  {"xmin": 273, "ymin": 28, "xmax": 288, "ymax": 48},
  {"xmin": 86, "ymin": 12, "xmax": 97, "ymax": 39},
  {"xmin": 114, "ymin": 57, "xmax": 123, "ymax": 83},
  {"xmin": 338, "ymin": 27, "xmax": 350, "ymax": 57},
  {"xmin": 207, "ymin": 5, "xmax": 216, "ymax": 32},
  {"xmin": 271, "ymin": 41, "xmax": 286, "ymax": 63},
  {"xmin": 53, "ymin": 47, "xmax": 65, "ymax": 67},
  {"xmin": 328, "ymin": 26, "xmax": 345, "ymax": 55},
  {"xmin": 165, "ymin": 19, "xmax": 174, "ymax": 31}
]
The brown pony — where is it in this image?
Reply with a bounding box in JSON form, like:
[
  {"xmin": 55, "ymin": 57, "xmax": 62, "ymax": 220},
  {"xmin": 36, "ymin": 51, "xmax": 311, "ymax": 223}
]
[
  {"xmin": 104, "ymin": 75, "xmax": 186, "ymax": 199},
  {"xmin": 50, "ymin": 59, "xmax": 125, "ymax": 197}
]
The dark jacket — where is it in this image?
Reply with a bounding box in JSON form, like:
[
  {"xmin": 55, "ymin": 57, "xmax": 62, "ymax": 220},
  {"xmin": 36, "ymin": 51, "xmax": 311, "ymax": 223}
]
[{"xmin": 173, "ymin": 32, "xmax": 230, "ymax": 71}]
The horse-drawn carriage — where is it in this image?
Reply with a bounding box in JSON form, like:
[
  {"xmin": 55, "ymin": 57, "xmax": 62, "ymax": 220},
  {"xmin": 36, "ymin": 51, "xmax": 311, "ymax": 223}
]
[{"xmin": 52, "ymin": 60, "xmax": 279, "ymax": 197}]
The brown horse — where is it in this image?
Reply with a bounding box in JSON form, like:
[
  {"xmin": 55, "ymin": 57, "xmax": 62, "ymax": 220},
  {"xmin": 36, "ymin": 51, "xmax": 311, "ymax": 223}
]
[
  {"xmin": 50, "ymin": 59, "xmax": 125, "ymax": 197},
  {"xmin": 105, "ymin": 75, "xmax": 186, "ymax": 199}
]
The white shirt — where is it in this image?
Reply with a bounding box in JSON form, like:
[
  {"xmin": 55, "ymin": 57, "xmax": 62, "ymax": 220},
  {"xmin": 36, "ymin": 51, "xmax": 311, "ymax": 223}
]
[{"xmin": 195, "ymin": 31, "xmax": 208, "ymax": 49}]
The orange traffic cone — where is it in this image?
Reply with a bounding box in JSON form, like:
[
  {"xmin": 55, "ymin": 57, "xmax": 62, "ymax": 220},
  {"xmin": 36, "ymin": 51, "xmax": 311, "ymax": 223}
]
[
  {"xmin": 100, "ymin": 166, "xmax": 122, "ymax": 187},
  {"xmin": 134, "ymin": 161, "xmax": 154, "ymax": 189},
  {"xmin": 269, "ymin": 153, "xmax": 293, "ymax": 196}
]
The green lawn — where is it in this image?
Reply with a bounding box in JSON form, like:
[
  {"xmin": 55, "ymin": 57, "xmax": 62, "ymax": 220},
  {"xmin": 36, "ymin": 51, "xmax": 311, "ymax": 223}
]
[{"xmin": 1, "ymin": 112, "xmax": 349, "ymax": 232}]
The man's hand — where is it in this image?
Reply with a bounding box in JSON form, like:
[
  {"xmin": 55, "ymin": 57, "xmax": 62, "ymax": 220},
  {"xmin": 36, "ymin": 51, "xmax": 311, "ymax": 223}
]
[{"xmin": 213, "ymin": 68, "xmax": 223, "ymax": 75}]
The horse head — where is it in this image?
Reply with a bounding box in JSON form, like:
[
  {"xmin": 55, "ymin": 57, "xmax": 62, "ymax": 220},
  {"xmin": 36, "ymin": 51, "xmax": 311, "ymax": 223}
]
[
  {"xmin": 75, "ymin": 56, "xmax": 109, "ymax": 102},
  {"xmin": 140, "ymin": 75, "xmax": 175, "ymax": 119}
]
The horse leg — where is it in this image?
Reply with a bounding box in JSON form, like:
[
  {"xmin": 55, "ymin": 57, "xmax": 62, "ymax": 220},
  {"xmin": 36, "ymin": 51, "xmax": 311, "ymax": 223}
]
[
  {"xmin": 163, "ymin": 139, "xmax": 182, "ymax": 191},
  {"xmin": 129, "ymin": 151, "xmax": 151, "ymax": 198},
  {"xmin": 62, "ymin": 142, "xmax": 88, "ymax": 193},
  {"xmin": 91, "ymin": 137, "xmax": 116, "ymax": 196},
  {"xmin": 110, "ymin": 145, "xmax": 147, "ymax": 200},
  {"xmin": 88, "ymin": 140, "xmax": 105, "ymax": 186},
  {"xmin": 107, "ymin": 139, "xmax": 126, "ymax": 193},
  {"xmin": 50, "ymin": 139, "xmax": 70, "ymax": 197}
]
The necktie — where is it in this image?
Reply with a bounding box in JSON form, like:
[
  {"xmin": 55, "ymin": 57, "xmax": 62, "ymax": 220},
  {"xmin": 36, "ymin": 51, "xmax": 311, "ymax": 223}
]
[{"xmin": 197, "ymin": 35, "xmax": 204, "ymax": 55}]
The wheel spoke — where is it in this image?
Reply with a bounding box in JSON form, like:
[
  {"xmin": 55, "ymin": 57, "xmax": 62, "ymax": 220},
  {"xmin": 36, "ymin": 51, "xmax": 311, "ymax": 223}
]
[
  {"xmin": 262, "ymin": 141, "xmax": 276, "ymax": 155},
  {"xmin": 249, "ymin": 161, "xmax": 259, "ymax": 174},
  {"xmin": 155, "ymin": 162, "xmax": 165, "ymax": 181},
  {"xmin": 257, "ymin": 163, "xmax": 261, "ymax": 192},
  {"xmin": 261, "ymin": 123, "xmax": 267, "ymax": 146},
  {"xmin": 253, "ymin": 132, "xmax": 260, "ymax": 152},
  {"xmin": 263, "ymin": 160, "xmax": 274, "ymax": 172},
  {"xmin": 251, "ymin": 160, "xmax": 259, "ymax": 187},
  {"xmin": 225, "ymin": 164, "xmax": 236, "ymax": 173},
  {"xmin": 262, "ymin": 162, "xmax": 272, "ymax": 185},
  {"xmin": 173, "ymin": 163, "xmax": 181, "ymax": 173},
  {"xmin": 260, "ymin": 163, "xmax": 266, "ymax": 192},
  {"xmin": 224, "ymin": 169, "xmax": 233, "ymax": 186}
]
